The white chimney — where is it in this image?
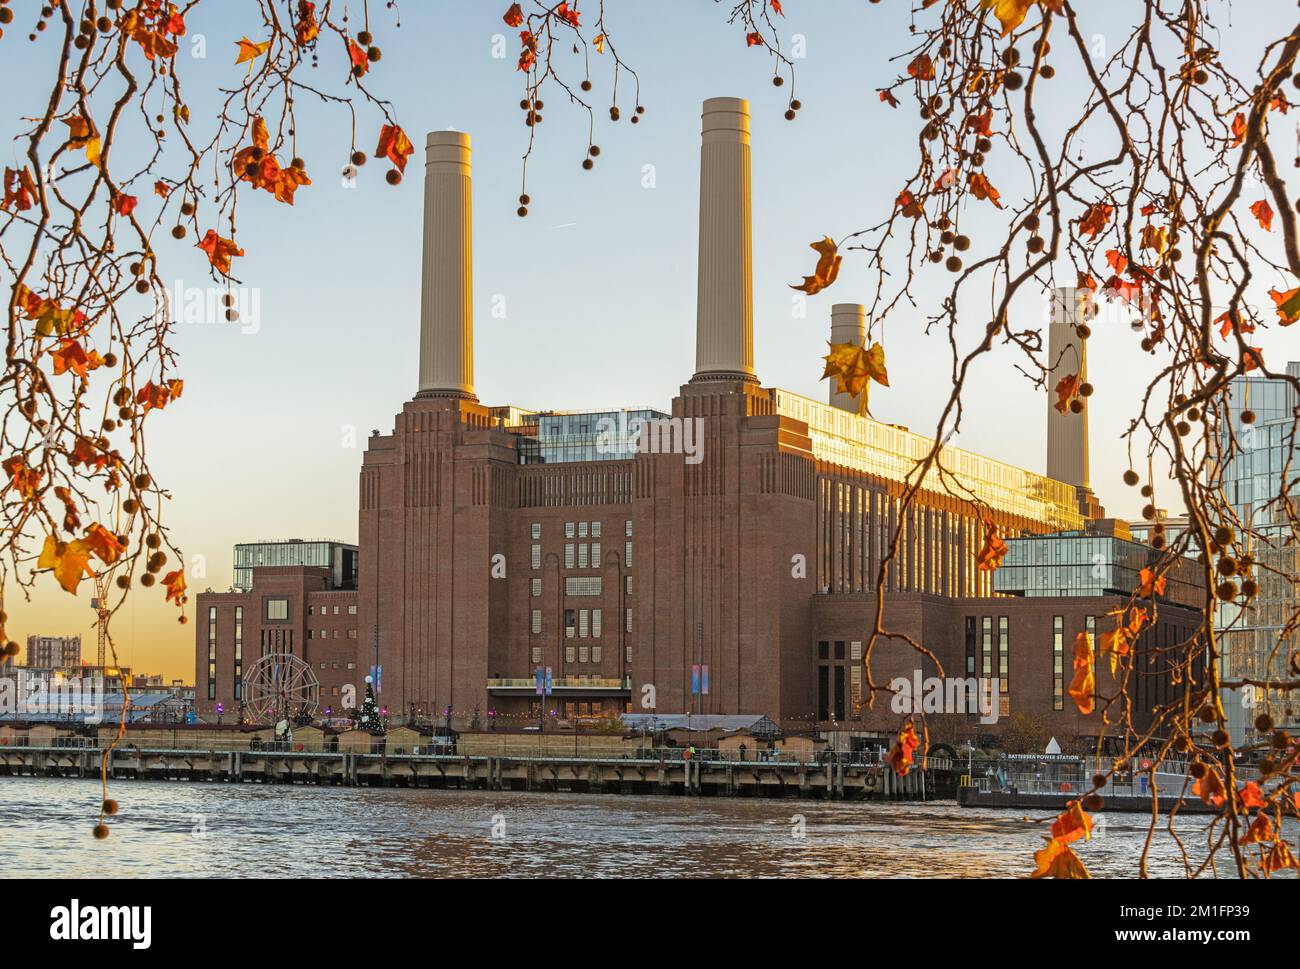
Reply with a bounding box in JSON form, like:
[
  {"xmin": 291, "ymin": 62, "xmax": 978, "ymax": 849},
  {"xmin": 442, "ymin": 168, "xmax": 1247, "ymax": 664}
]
[
  {"xmin": 1046, "ymin": 287, "xmax": 1089, "ymax": 489},
  {"xmin": 417, "ymin": 130, "xmax": 475, "ymax": 399},
  {"xmin": 828, "ymin": 303, "xmax": 866, "ymax": 413},
  {"xmin": 692, "ymin": 97, "xmax": 756, "ymax": 383}
]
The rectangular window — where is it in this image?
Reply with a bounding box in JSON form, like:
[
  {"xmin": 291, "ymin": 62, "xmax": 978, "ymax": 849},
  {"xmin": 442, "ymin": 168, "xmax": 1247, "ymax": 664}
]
[
  {"xmin": 348, "ymin": 629, "xmax": 357, "ymax": 639},
  {"xmin": 348, "ymin": 605, "xmax": 357, "ymax": 615},
  {"xmin": 565, "ymin": 522, "xmax": 575, "ymax": 539},
  {"xmin": 207, "ymin": 606, "xmax": 217, "ymax": 701},
  {"xmin": 625, "ymin": 645, "xmax": 632, "ymax": 664},
  {"xmin": 625, "ymin": 607, "xmax": 632, "ymax": 633},
  {"xmin": 625, "ymin": 519, "xmax": 632, "ymax": 537},
  {"xmin": 566, "ymin": 646, "xmax": 576, "ymax": 663},
  {"xmin": 531, "ymin": 577, "xmax": 541, "ymax": 597},
  {"xmin": 591, "ymin": 645, "xmax": 602, "ymax": 663},
  {"xmin": 579, "ymin": 522, "xmax": 589, "ymax": 538},
  {"xmin": 981, "ymin": 617, "xmax": 992, "ymax": 681},
  {"xmin": 591, "ymin": 542, "xmax": 600, "ymax": 565},
  {"xmin": 625, "ymin": 575, "xmax": 633, "ymax": 595},
  {"xmin": 591, "ymin": 521, "xmax": 601, "ymax": 538},
  {"xmin": 625, "ymin": 541, "xmax": 633, "ymax": 567},
  {"xmin": 531, "ymin": 522, "xmax": 541, "ymax": 540},
  {"xmin": 564, "ymin": 609, "xmax": 576, "ymax": 638},
  {"xmin": 233, "ymin": 606, "xmax": 243, "ymax": 700},
  {"xmin": 1052, "ymin": 616, "xmax": 1065, "ymax": 711},
  {"xmin": 578, "ymin": 544, "xmax": 588, "ymax": 568},
  {"xmin": 964, "ymin": 617, "xmax": 976, "ymax": 676},
  {"xmin": 565, "ymin": 544, "xmax": 575, "ymax": 568},
  {"xmin": 579, "ymin": 609, "xmax": 589, "ymax": 638},
  {"xmin": 265, "ymin": 597, "xmax": 289, "ymax": 621},
  {"xmin": 592, "ymin": 609, "xmax": 602, "ymax": 638},
  {"xmin": 531, "ymin": 609, "xmax": 542, "ymax": 634},
  {"xmin": 579, "ymin": 645, "xmax": 589, "ymax": 663},
  {"xmin": 565, "ymin": 577, "xmax": 601, "ymax": 596},
  {"xmin": 998, "ymin": 616, "xmax": 1009, "ymax": 693},
  {"xmin": 531, "ymin": 646, "xmax": 542, "ymax": 664},
  {"xmin": 531, "ymin": 544, "xmax": 541, "ymax": 570}
]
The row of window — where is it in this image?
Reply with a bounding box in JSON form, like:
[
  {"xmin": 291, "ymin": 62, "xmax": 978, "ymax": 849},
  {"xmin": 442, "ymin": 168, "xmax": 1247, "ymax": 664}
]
[
  {"xmin": 308, "ymin": 628, "xmax": 358, "ymax": 640},
  {"xmin": 309, "ymin": 604, "xmax": 357, "ymax": 616},
  {"xmin": 530, "ymin": 520, "xmax": 635, "ymax": 540},
  {"xmin": 530, "ymin": 541, "xmax": 634, "ymax": 570}
]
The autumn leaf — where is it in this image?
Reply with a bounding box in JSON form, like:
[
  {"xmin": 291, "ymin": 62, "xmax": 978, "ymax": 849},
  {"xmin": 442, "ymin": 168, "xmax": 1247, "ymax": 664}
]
[
  {"xmin": 879, "ymin": 89, "xmax": 899, "ymax": 108},
  {"xmin": 981, "ymin": 0, "xmax": 1036, "ymax": 37},
  {"xmin": 1104, "ymin": 249, "xmax": 1128, "ymax": 275},
  {"xmin": 1077, "ymin": 202, "xmax": 1113, "ymax": 240},
  {"xmin": 153, "ymin": 180, "xmax": 170, "ymax": 198},
  {"xmin": 907, "ymin": 53, "xmax": 935, "ymax": 81},
  {"xmin": 1242, "ymin": 812, "xmax": 1274, "ymax": 845},
  {"xmin": 745, "ymin": 32, "xmax": 763, "ymax": 47},
  {"xmin": 965, "ymin": 108, "xmax": 993, "ymax": 136},
  {"xmin": 83, "ymin": 523, "xmax": 125, "ymax": 565},
  {"xmin": 1229, "ymin": 112, "xmax": 1247, "ymax": 147},
  {"xmin": 234, "ymin": 37, "xmax": 272, "ymax": 73},
  {"xmin": 1215, "ymin": 309, "xmax": 1255, "ymax": 339},
  {"xmin": 197, "ymin": 230, "xmax": 244, "ymax": 277},
  {"xmin": 968, "ymin": 172, "xmax": 1003, "ymax": 208},
  {"xmin": 1140, "ymin": 224, "xmax": 1168, "ymax": 256},
  {"xmin": 790, "ymin": 236, "xmax": 842, "ymax": 296},
  {"xmin": 886, "ymin": 722, "xmax": 921, "ymax": 777},
  {"xmin": 1067, "ymin": 632, "xmax": 1095, "ymax": 715},
  {"xmin": 50, "ymin": 339, "xmax": 104, "ymax": 379},
  {"xmin": 294, "ymin": 0, "xmax": 320, "ymax": 45},
  {"xmin": 976, "ymin": 521, "xmax": 1008, "ymax": 572},
  {"xmin": 2, "ymin": 167, "xmax": 36, "ymax": 211},
  {"xmin": 1193, "ymin": 764, "xmax": 1226, "ymax": 808},
  {"xmin": 1137, "ymin": 566, "xmax": 1166, "ymax": 599},
  {"xmin": 1053, "ymin": 373, "xmax": 1079, "ymax": 415},
  {"xmin": 1239, "ymin": 781, "xmax": 1266, "ymax": 810},
  {"xmin": 162, "ymin": 568, "xmax": 187, "ymax": 606},
  {"xmin": 593, "ymin": 33, "xmax": 606, "ymax": 54},
  {"xmin": 1030, "ymin": 837, "xmax": 1091, "ymax": 879},
  {"xmin": 376, "ymin": 124, "xmax": 414, "ymax": 173},
  {"xmin": 38, "ymin": 534, "xmax": 92, "ymax": 595},
  {"xmin": 896, "ymin": 188, "xmax": 923, "ymax": 219},
  {"xmin": 1262, "ymin": 842, "xmax": 1299, "ymax": 875},
  {"xmin": 503, "ymin": 3, "xmax": 524, "ymax": 28},
  {"xmin": 555, "ymin": 1, "xmax": 581, "ymax": 27},
  {"xmin": 1249, "ymin": 199, "xmax": 1274, "ymax": 231},
  {"xmin": 111, "ymin": 193, "xmax": 138, "ymax": 217},
  {"xmin": 2, "ymin": 455, "xmax": 41, "ymax": 499},
  {"xmin": 821, "ymin": 341, "xmax": 889, "ymax": 415},
  {"xmin": 61, "ymin": 116, "xmax": 101, "ymax": 167},
  {"xmin": 136, "ymin": 378, "xmax": 184, "ymax": 413},
  {"xmin": 348, "ymin": 39, "xmax": 370, "ymax": 76},
  {"xmin": 1269, "ymin": 287, "xmax": 1300, "ymax": 325},
  {"xmin": 1051, "ymin": 800, "xmax": 1094, "ymax": 844}
]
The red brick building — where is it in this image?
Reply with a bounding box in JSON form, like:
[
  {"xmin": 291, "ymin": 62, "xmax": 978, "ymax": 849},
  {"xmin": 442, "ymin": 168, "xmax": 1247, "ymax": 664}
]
[{"xmin": 195, "ymin": 99, "xmax": 1204, "ymax": 747}]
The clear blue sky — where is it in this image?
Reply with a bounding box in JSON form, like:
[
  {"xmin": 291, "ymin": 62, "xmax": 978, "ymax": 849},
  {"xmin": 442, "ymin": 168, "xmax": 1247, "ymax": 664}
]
[{"xmin": 3, "ymin": 0, "xmax": 1297, "ymax": 676}]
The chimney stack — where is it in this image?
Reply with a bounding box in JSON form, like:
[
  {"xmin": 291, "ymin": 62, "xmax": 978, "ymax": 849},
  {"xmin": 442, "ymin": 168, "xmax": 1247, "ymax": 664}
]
[
  {"xmin": 692, "ymin": 97, "xmax": 756, "ymax": 383},
  {"xmin": 416, "ymin": 130, "xmax": 476, "ymax": 400},
  {"xmin": 1046, "ymin": 287, "xmax": 1089, "ymax": 489},
  {"xmin": 828, "ymin": 303, "xmax": 866, "ymax": 413}
]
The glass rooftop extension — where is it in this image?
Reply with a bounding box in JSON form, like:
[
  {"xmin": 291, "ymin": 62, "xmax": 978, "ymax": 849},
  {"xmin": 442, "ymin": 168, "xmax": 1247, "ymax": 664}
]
[
  {"xmin": 508, "ymin": 408, "xmax": 672, "ymax": 464},
  {"xmin": 771, "ymin": 388, "xmax": 1084, "ymax": 531}
]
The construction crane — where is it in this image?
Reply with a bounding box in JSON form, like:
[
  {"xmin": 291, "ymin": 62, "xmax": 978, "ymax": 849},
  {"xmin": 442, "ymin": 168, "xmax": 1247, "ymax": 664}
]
[{"xmin": 89, "ymin": 573, "xmax": 111, "ymax": 671}]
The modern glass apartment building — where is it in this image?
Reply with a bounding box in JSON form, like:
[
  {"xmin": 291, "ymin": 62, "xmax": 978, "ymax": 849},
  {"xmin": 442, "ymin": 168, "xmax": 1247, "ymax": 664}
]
[
  {"xmin": 993, "ymin": 524, "xmax": 1203, "ymax": 609},
  {"xmin": 1218, "ymin": 361, "xmax": 1300, "ymax": 739},
  {"xmin": 233, "ymin": 539, "xmax": 358, "ymax": 592}
]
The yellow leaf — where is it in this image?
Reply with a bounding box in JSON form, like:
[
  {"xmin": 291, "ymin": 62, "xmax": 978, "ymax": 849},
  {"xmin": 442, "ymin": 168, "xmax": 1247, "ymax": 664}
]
[
  {"xmin": 981, "ymin": 0, "xmax": 1036, "ymax": 36},
  {"xmin": 37, "ymin": 534, "xmax": 92, "ymax": 595},
  {"xmin": 235, "ymin": 37, "xmax": 272, "ymax": 73}
]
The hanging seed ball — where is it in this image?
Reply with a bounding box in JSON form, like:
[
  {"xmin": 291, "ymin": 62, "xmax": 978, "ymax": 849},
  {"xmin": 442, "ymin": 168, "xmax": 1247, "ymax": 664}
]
[
  {"xmin": 1174, "ymin": 734, "xmax": 1191, "ymax": 753},
  {"xmin": 103, "ymin": 352, "xmax": 117, "ymax": 368},
  {"xmin": 1077, "ymin": 323, "xmax": 1091, "ymax": 339},
  {"xmin": 2, "ymin": 642, "xmax": 18, "ymax": 658},
  {"xmin": 1260, "ymin": 757, "xmax": 1277, "ymax": 775},
  {"xmin": 1213, "ymin": 525, "xmax": 1234, "ymax": 546},
  {"xmin": 367, "ymin": 46, "xmax": 382, "ymax": 62},
  {"xmin": 1141, "ymin": 504, "xmax": 1156, "ymax": 520},
  {"xmin": 98, "ymin": 17, "xmax": 112, "ymax": 33},
  {"xmin": 122, "ymin": 498, "xmax": 139, "ymax": 514},
  {"xmin": 772, "ymin": 75, "xmax": 784, "ymax": 87},
  {"xmin": 1152, "ymin": 535, "xmax": 1165, "ymax": 550},
  {"xmin": 181, "ymin": 201, "xmax": 195, "ymax": 216},
  {"xmin": 386, "ymin": 170, "xmax": 402, "ymax": 186},
  {"xmin": 115, "ymin": 575, "xmax": 130, "ymax": 590},
  {"xmin": 1241, "ymin": 409, "xmax": 1256, "ymax": 424},
  {"xmin": 1024, "ymin": 214, "xmax": 1040, "ymax": 231},
  {"xmin": 291, "ymin": 157, "xmax": 305, "ymax": 170},
  {"xmin": 582, "ymin": 158, "xmax": 594, "ymax": 170},
  {"xmin": 357, "ymin": 30, "xmax": 372, "ymax": 45},
  {"xmin": 1255, "ymin": 712, "xmax": 1274, "ymax": 734},
  {"xmin": 145, "ymin": 532, "xmax": 161, "ymax": 548},
  {"xmin": 520, "ymin": 99, "xmax": 530, "ymax": 110},
  {"xmin": 1187, "ymin": 406, "xmax": 1200, "ymax": 421},
  {"xmin": 971, "ymin": 151, "xmax": 985, "ymax": 166},
  {"xmin": 937, "ymin": 215, "xmax": 951, "ymax": 230},
  {"xmin": 1194, "ymin": 69, "xmax": 1209, "ymax": 85},
  {"xmin": 134, "ymin": 473, "xmax": 152, "ymax": 489},
  {"xmin": 1082, "ymin": 792, "xmax": 1103, "ymax": 811},
  {"xmin": 1027, "ymin": 235, "xmax": 1045, "ymax": 253},
  {"xmin": 517, "ymin": 206, "xmax": 528, "ymax": 217},
  {"xmin": 1188, "ymin": 760, "xmax": 1208, "ymax": 778},
  {"xmin": 790, "ymin": 100, "xmax": 802, "ymax": 111},
  {"xmin": 1175, "ymin": 420, "xmax": 1191, "ymax": 436},
  {"xmin": 1273, "ymin": 729, "xmax": 1290, "ymax": 749},
  {"xmin": 1140, "ymin": 484, "xmax": 1154, "ymax": 497},
  {"xmin": 940, "ymin": 230, "xmax": 955, "ymax": 245},
  {"xmin": 1217, "ymin": 557, "xmax": 1237, "ymax": 576},
  {"xmin": 1216, "ymin": 580, "xmax": 1237, "ymax": 600},
  {"xmin": 976, "ymin": 137, "xmax": 992, "ymax": 153},
  {"xmin": 140, "ymin": 573, "xmax": 155, "ymax": 588},
  {"xmin": 1069, "ymin": 398, "xmax": 1084, "ymax": 414},
  {"xmin": 1079, "ymin": 382, "xmax": 1094, "ymax": 397},
  {"xmin": 178, "ymin": 614, "xmax": 188, "ymax": 625},
  {"xmin": 630, "ymin": 114, "xmax": 639, "ymax": 124},
  {"xmin": 610, "ymin": 106, "xmax": 620, "ymax": 121},
  {"xmin": 1004, "ymin": 71, "xmax": 1024, "ymax": 91},
  {"xmin": 92, "ymin": 824, "xmax": 110, "ymax": 840},
  {"xmin": 589, "ymin": 145, "xmax": 600, "ymax": 157},
  {"xmin": 581, "ymin": 79, "xmax": 592, "ymax": 92},
  {"xmin": 1091, "ymin": 773, "xmax": 1107, "ymax": 789},
  {"xmin": 351, "ymin": 151, "xmax": 367, "ymax": 166},
  {"xmin": 225, "ymin": 308, "xmax": 239, "ymax": 323},
  {"xmin": 1039, "ymin": 65, "xmax": 1055, "ymax": 80},
  {"xmin": 636, "ymin": 105, "xmax": 645, "ymax": 114},
  {"xmin": 171, "ymin": 225, "xmax": 186, "ymax": 240},
  {"xmin": 74, "ymin": 34, "xmax": 88, "ymax": 48},
  {"xmin": 102, "ymin": 799, "xmax": 119, "ymax": 816},
  {"xmin": 1002, "ymin": 46, "xmax": 1021, "ymax": 66},
  {"xmin": 148, "ymin": 553, "xmax": 167, "ymax": 574},
  {"xmin": 945, "ymin": 255, "xmax": 963, "ymax": 272},
  {"xmin": 929, "ymin": 251, "xmax": 944, "ymax": 263},
  {"xmin": 1211, "ymin": 728, "xmax": 1230, "ymax": 748},
  {"xmin": 135, "ymin": 280, "xmax": 150, "ymax": 294},
  {"xmin": 954, "ymin": 235, "xmax": 971, "ymax": 251},
  {"xmin": 0, "ymin": 9, "xmax": 11, "ymax": 25},
  {"xmin": 130, "ymin": 261, "xmax": 144, "ymax": 275},
  {"xmin": 519, "ymin": 193, "xmax": 531, "ymax": 205},
  {"xmin": 784, "ymin": 109, "xmax": 796, "ymax": 121},
  {"xmin": 1241, "ymin": 578, "xmax": 1258, "ymax": 598}
]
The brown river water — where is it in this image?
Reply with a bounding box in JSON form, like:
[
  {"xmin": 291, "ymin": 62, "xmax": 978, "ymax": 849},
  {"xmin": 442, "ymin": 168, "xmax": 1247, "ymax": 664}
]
[{"xmin": 0, "ymin": 777, "xmax": 1289, "ymax": 877}]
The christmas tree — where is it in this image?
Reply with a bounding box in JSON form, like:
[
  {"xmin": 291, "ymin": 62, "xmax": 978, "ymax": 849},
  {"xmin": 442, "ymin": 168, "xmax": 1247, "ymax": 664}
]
[{"xmin": 356, "ymin": 678, "xmax": 384, "ymax": 732}]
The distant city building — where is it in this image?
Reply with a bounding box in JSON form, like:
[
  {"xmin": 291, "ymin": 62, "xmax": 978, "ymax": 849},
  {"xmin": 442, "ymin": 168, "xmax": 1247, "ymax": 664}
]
[
  {"xmin": 1127, "ymin": 512, "xmax": 1192, "ymax": 550},
  {"xmin": 195, "ymin": 100, "xmax": 1198, "ymax": 752},
  {"xmin": 1217, "ymin": 361, "xmax": 1300, "ymax": 741},
  {"xmin": 26, "ymin": 635, "xmax": 81, "ymax": 669},
  {"xmin": 233, "ymin": 539, "xmax": 357, "ymax": 592}
]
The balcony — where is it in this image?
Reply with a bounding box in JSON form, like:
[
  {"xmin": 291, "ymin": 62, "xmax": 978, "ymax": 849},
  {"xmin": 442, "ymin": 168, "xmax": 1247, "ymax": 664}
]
[{"xmin": 486, "ymin": 677, "xmax": 631, "ymax": 696}]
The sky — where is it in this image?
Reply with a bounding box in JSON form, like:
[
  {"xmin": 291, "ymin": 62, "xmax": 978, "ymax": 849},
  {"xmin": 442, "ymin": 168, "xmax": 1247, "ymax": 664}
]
[{"xmin": 3, "ymin": 0, "xmax": 1298, "ymax": 679}]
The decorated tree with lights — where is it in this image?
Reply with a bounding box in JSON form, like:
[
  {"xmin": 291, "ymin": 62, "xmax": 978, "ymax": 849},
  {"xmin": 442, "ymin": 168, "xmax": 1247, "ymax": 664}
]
[{"xmin": 355, "ymin": 677, "xmax": 383, "ymax": 732}]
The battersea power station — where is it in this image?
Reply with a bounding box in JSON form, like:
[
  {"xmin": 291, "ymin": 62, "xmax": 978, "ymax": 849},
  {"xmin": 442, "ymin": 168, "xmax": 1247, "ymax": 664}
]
[{"xmin": 196, "ymin": 98, "xmax": 1204, "ymax": 748}]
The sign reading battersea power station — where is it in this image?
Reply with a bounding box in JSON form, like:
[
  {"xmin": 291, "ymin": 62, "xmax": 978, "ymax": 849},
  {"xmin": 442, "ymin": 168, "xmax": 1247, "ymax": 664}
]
[{"xmin": 196, "ymin": 98, "xmax": 1199, "ymax": 746}]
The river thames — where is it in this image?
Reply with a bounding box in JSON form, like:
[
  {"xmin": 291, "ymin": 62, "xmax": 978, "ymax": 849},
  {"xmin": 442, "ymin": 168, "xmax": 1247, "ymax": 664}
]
[{"xmin": 3, "ymin": 776, "xmax": 1286, "ymax": 877}]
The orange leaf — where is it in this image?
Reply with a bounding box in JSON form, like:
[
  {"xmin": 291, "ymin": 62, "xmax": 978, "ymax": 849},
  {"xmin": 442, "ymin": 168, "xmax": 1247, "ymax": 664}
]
[
  {"xmin": 348, "ymin": 39, "xmax": 370, "ymax": 75},
  {"xmin": 234, "ymin": 37, "xmax": 272, "ymax": 72},
  {"xmin": 1193, "ymin": 765, "xmax": 1226, "ymax": 808},
  {"xmin": 968, "ymin": 172, "xmax": 1003, "ymax": 208},
  {"xmin": 1053, "ymin": 373, "xmax": 1079, "ymax": 415},
  {"xmin": 1137, "ymin": 566, "xmax": 1166, "ymax": 599},
  {"xmin": 878, "ymin": 90, "xmax": 899, "ymax": 108},
  {"xmin": 162, "ymin": 568, "xmax": 187, "ymax": 606},
  {"xmin": 1250, "ymin": 199, "xmax": 1274, "ymax": 231},
  {"xmin": 1230, "ymin": 112, "xmax": 1247, "ymax": 147},
  {"xmin": 1030, "ymin": 837, "xmax": 1091, "ymax": 879},
  {"xmin": 503, "ymin": 3, "xmax": 524, "ymax": 27},
  {"xmin": 1269, "ymin": 287, "xmax": 1300, "ymax": 325},
  {"xmin": 976, "ymin": 521, "xmax": 1008, "ymax": 572},
  {"xmin": 1077, "ymin": 202, "xmax": 1113, "ymax": 240},
  {"xmin": 907, "ymin": 53, "xmax": 935, "ymax": 81},
  {"xmin": 37, "ymin": 534, "xmax": 92, "ymax": 595},
  {"xmin": 1051, "ymin": 799, "xmax": 1094, "ymax": 844},
  {"xmin": 1067, "ymin": 632, "xmax": 1095, "ymax": 715},
  {"xmin": 294, "ymin": 0, "xmax": 320, "ymax": 45},
  {"xmin": 1239, "ymin": 781, "xmax": 1266, "ymax": 810},
  {"xmin": 790, "ymin": 236, "xmax": 842, "ymax": 296},
  {"xmin": 83, "ymin": 523, "xmax": 125, "ymax": 565},
  {"xmin": 197, "ymin": 230, "xmax": 244, "ymax": 277},
  {"xmin": 2, "ymin": 166, "xmax": 36, "ymax": 211},
  {"xmin": 886, "ymin": 722, "xmax": 921, "ymax": 777},
  {"xmin": 376, "ymin": 124, "xmax": 414, "ymax": 173}
]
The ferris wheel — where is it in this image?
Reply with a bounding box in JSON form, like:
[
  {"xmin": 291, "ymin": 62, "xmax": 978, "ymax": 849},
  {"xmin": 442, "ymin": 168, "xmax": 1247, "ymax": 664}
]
[{"xmin": 241, "ymin": 652, "xmax": 320, "ymax": 726}]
